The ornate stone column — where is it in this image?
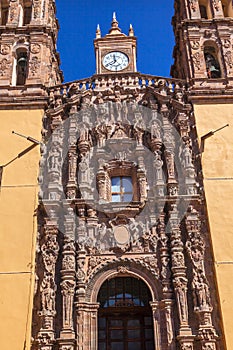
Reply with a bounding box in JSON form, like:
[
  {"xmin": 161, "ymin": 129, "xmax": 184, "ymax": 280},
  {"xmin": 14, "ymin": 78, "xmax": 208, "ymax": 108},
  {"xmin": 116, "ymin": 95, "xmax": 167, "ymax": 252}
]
[
  {"xmin": 185, "ymin": 206, "xmax": 218, "ymax": 350},
  {"xmin": 58, "ymin": 208, "xmax": 76, "ymax": 350},
  {"xmin": 164, "ymin": 300, "xmax": 176, "ymax": 350},
  {"xmin": 66, "ymin": 114, "xmax": 78, "ymax": 199},
  {"xmin": 37, "ymin": 212, "xmax": 59, "ymax": 350},
  {"xmin": 75, "ymin": 303, "xmax": 99, "ymax": 350},
  {"xmin": 169, "ymin": 204, "xmax": 195, "ymax": 349},
  {"xmin": 150, "ymin": 302, "xmax": 161, "ymax": 350},
  {"xmin": 161, "ymin": 103, "xmax": 178, "ymax": 196}
]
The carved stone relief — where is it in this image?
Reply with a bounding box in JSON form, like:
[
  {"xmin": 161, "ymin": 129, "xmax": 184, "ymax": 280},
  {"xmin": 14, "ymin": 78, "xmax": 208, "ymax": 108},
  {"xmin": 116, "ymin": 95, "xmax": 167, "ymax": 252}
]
[{"xmin": 33, "ymin": 83, "xmax": 222, "ymax": 349}]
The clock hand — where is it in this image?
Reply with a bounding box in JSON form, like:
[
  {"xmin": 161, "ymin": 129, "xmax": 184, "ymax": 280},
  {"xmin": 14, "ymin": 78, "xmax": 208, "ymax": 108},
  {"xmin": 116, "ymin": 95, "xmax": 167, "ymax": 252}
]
[{"xmin": 105, "ymin": 60, "xmax": 115, "ymax": 67}]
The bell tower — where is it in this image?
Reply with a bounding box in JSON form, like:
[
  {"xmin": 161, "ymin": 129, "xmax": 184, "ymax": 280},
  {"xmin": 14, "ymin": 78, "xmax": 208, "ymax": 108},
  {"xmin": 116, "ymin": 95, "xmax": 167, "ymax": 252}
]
[
  {"xmin": 0, "ymin": 1, "xmax": 62, "ymax": 350},
  {"xmin": 171, "ymin": 0, "xmax": 233, "ymax": 84},
  {"xmin": 94, "ymin": 13, "xmax": 137, "ymax": 74},
  {"xmin": 0, "ymin": 0, "xmax": 63, "ymax": 90},
  {"xmin": 171, "ymin": 1, "xmax": 233, "ymax": 349}
]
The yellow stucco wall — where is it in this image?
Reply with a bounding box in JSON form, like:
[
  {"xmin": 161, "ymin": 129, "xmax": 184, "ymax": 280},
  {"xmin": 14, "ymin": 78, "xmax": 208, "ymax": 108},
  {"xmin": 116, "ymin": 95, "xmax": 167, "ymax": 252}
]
[
  {"xmin": 193, "ymin": 103, "xmax": 233, "ymax": 349},
  {"xmin": 0, "ymin": 109, "xmax": 43, "ymax": 350}
]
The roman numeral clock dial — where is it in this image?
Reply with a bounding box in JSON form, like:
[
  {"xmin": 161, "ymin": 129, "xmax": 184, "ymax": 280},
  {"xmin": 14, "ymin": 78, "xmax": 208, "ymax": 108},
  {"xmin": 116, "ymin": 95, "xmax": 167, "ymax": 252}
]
[{"xmin": 103, "ymin": 51, "xmax": 129, "ymax": 72}]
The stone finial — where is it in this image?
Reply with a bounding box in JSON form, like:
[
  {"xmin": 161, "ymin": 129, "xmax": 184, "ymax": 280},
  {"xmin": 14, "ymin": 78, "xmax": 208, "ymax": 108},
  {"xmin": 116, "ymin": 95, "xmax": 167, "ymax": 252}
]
[
  {"xmin": 129, "ymin": 23, "xmax": 134, "ymax": 36},
  {"xmin": 96, "ymin": 24, "xmax": 101, "ymax": 38},
  {"xmin": 109, "ymin": 12, "xmax": 122, "ymax": 35}
]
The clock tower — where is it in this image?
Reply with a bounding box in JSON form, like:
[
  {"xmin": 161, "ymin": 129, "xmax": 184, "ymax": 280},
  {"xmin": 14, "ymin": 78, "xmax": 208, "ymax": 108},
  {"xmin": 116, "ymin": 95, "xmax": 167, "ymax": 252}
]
[{"xmin": 94, "ymin": 13, "xmax": 137, "ymax": 74}]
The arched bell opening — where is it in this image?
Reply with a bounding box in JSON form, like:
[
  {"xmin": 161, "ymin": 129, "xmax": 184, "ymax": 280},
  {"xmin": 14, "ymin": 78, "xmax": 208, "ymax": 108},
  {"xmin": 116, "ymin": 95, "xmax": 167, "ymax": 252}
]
[
  {"xmin": 198, "ymin": 0, "xmax": 212, "ymax": 19},
  {"xmin": 199, "ymin": 4, "xmax": 208, "ymax": 18},
  {"xmin": 97, "ymin": 276, "xmax": 155, "ymax": 350},
  {"xmin": 221, "ymin": 0, "xmax": 233, "ymax": 17},
  {"xmin": 204, "ymin": 46, "xmax": 222, "ymax": 78},
  {"xmin": 23, "ymin": 0, "xmax": 32, "ymax": 25},
  {"xmin": 19, "ymin": 0, "xmax": 32, "ymax": 26},
  {"xmin": 16, "ymin": 49, "xmax": 28, "ymax": 85},
  {"xmin": 0, "ymin": 0, "xmax": 9, "ymax": 25}
]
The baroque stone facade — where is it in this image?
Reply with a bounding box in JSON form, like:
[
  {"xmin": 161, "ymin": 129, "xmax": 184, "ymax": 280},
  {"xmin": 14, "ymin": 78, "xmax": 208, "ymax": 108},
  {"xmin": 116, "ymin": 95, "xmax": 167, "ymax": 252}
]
[
  {"xmin": 31, "ymin": 69, "xmax": 223, "ymax": 349},
  {"xmin": 0, "ymin": 1, "xmax": 231, "ymax": 349}
]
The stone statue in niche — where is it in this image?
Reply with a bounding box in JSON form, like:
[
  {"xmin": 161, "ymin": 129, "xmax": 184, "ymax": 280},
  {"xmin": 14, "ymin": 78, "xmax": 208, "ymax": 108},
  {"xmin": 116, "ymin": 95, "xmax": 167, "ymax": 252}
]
[
  {"xmin": 173, "ymin": 276, "xmax": 188, "ymax": 322},
  {"xmin": 41, "ymin": 274, "xmax": 56, "ymax": 312},
  {"xmin": 138, "ymin": 176, "xmax": 147, "ymax": 201},
  {"xmin": 48, "ymin": 144, "xmax": 62, "ymax": 172},
  {"xmin": 97, "ymin": 223, "xmax": 113, "ymax": 250},
  {"xmin": 165, "ymin": 306, "xmax": 173, "ymax": 345},
  {"xmin": 113, "ymin": 90, "xmax": 123, "ymax": 120},
  {"xmin": 161, "ymin": 256, "xmax": 171, "ymax": 280},
  {"xmin": 79, "ymin": 123, "xmax": 89, "ymax": 142},
  {"xmin": 79, "ymin": 154, "xmax": 90, "ymax": 184},
  {"xmin": 151, "ymin": 119, "xmax": 161, "ymax": 139},
  {"xmin": 166, "ymin": 152, "xmax": 175, "ymax": 178},
  {"xmin": 182, "ymin": 141, "xmax": 193, "ymax": 168},
  {"xmin": 41, "ymin": 235, "xmax": 59, "ymax": 274},
  {"xmin": 68, "ymin": 150, "xmax": 76, "ymax": 180},
  {"xmin": 61, "ymin": 280, "xmax": 75, "ymax": 326},
  {"xmin": 95, "ymin": 124, "xmax": 107, "ymax": 147},
  {"xmin": 192, "ymin": 274, "xmax": 211, "ymax": 311}
]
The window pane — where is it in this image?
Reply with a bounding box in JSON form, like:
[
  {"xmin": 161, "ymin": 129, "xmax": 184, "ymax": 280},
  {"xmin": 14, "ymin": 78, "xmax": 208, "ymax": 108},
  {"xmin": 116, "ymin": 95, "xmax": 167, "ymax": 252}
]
[
  {"xmin": 99, "ymin": 317, "xmax": 106, "ymax": 327},
  {"xmin": 110, "ymin": 330, "xmax": 123, "ymax": 339},
  {"xmin": 112, "ymin": 194, "xmax": 121, "ymax": 202},
  {"xmin": 128, "ymin": 329, "xmax": 140, "ymax": 338},
  {"xmin": 146, "ymin": 341, "xmax": 154, "ymax": 350},
  {"xmin": 128, "ymin": 342, "xmax": 141, "ymax": 350},
  {"xmin": 111, "ymin": 342, "xmax": 124, "ymax": 350},
  {"xmin": 127, "ymin": 319, "xmax": 140, "ymax": 327},
  {"xmin": 122, "ymin": 177, "xmax": 132, "ymax": 191},
  {"xmin": 111, "ymin": 177, "xmax": 121, "ymax": 191},
  {"xmin": 145, "ymin": 328, "xmax": 153, "ymax": 339},
  {"xmin": 110, "ymin": 319, "xmax": 123, "ymax": 327},
  {"xmin": 144, "ymin": 317, "xmax": 152, "ymax": 326},
  {"xmin": 98, "ymin": 330, "xmax": 106, "ymax": 339},
  {"xmin": 123, "ymin": 193, "xmax": 132, "ymax": 202},
  {"xmin": 98, "ymin": 342, "xmax": 106, "ymax": 350}
]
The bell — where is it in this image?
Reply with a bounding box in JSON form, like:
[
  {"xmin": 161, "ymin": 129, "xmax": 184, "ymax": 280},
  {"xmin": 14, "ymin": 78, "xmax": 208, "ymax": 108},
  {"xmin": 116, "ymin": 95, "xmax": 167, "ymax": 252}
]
[
  {"xmin": 17, "ymin": 56, "xmax": 27, "ymax": 67},
  {"xmin": 209, "ymin": 65, "xmax": 219, "ymax": 72}
]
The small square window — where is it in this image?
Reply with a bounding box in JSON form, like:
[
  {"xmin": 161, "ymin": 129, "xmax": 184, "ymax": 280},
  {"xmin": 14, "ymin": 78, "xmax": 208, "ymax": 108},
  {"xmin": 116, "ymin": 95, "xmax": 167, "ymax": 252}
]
[{"xmin": 111, "ymin": 176, "xmax": 133, "ymax": 203}]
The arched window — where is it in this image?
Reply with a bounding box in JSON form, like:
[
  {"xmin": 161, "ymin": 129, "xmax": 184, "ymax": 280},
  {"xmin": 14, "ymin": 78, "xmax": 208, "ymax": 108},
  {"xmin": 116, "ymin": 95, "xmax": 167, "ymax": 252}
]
[
  {"xmin": 199, "ymin": 0, "xmax": 212, "ymax": 18},
  {"xmin": 18, "ymin": 1, "xmax": 32, "ymax": 26},
  {"xmin": 221, "ymin": 0, "xmax": 233, "ymax": 17},
  {"xmin": 23, "ymin": 3, "xmax": 32, "ymax": 25},
  {"xmin": 200, "ymin": 5, "xmax": 208, "ymax": 18},
  {"xmin": 1, "ymin": 2, "xmax": 9, "ymax": 25},
  {"xmin": 204, "ymin": 47, "xmax": 221, "ymax": 78},
  {"xmin": 98, "ymin": 277, "xmax": 154, "ymax": 350},
  {"xmin": 16, "ymin": 50, "xmax": 28, "ymax": 85}
]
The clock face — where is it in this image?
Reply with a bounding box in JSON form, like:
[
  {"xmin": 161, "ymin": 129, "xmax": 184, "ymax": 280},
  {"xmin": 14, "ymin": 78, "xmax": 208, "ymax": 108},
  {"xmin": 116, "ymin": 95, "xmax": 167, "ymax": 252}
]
[{"xmin": 102, "ymin": 51, "xmax": 129, "ymax": 72}]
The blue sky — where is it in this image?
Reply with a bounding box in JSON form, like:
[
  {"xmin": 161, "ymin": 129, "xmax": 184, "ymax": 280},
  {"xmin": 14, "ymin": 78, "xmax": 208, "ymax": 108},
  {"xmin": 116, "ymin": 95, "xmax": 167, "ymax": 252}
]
[{"xmin": 56, "ymin": 1, "xmax": 175, "ymax": 83}]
